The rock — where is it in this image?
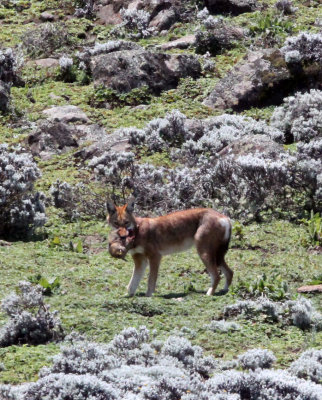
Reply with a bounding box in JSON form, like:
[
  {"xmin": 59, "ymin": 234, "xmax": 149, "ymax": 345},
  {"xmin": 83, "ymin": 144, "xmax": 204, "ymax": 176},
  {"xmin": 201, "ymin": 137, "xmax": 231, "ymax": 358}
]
[
  {"xmin": 205, "ymin": 0, "xmax": 257, "ymax": 15},
  {"xmin": 96, "ymin": 4, "xmax": 122, "ymax": 25},
  {"xmin": 160, "ymin": 35, "xmax": 196, "ymax": 50},
  {"xmin": 195, "ymin": 24, "xmax": 245, "ymax": 55},
  {"xmin": 149, "ymin": 7, "xmax": 178, "ymax": 31},
  {"xmin": 33, "ymin": 58, "xmax": 59, "ymax": 68},
  {"xmin": 203, "ymin": 49, "xmax": 291, "ymax": 111},
  {"xmin": 0, "ymin": 81, "xmax": 10, "ymax": 112},
  {"xmin": 91, "ymin": 49, "xmax": 201, "ymax": 94},
  {"xmin": 40, "ymin": 12, "xmax": 55, "ymax": 22},
  {"xmin": 218, "ymin": 135, "xmax": 284, "ymax": 159},
  {"xmin": 28, "ymin": 121, "xmax": 111, "ymax": 160},
  {"xmin": 42, "ymin": 105, "xmax": 90, "ymax": 123},
  {"xmin": 297, "ymin": 285, "xmax": 322, "ymax": 293},
  {"xmin": 28, "ymin": 121, "xmax": 79, "ymax": 159},
  {"xmin": 74, "ymin": 129, "xmax": 131, "ymax": 161}
]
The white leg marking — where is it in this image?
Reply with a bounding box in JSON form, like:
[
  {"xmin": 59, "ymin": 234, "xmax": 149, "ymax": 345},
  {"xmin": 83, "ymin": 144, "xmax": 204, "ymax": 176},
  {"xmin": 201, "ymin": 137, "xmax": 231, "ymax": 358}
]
[
  {"xmin": 207, "ymin": 273, "xmax": 215, "ymax": 296},
  {"xmin": 127, "ymin": 260, "xmax": 147, "ymax": 296}
]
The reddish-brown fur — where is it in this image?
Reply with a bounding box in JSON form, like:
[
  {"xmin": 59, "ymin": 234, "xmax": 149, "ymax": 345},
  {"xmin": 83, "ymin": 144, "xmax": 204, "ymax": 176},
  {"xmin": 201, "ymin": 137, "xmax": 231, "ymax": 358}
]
[{"xmin": 107, "ymin": 200, "xmax": 233, "ymax": 297}]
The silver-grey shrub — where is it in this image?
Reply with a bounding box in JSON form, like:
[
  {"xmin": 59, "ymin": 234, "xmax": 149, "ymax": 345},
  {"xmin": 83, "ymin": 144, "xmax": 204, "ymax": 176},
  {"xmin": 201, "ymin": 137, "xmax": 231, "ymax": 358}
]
[
  {"xmin": 117, "ymin": 8, "xmax": 155, "ymax": 39},
  {"xmin": 270, "ymin": 89, "xmax": 322, "ymax": 143},
  {"xmin": 0, "ymin": 144, "xmax": 46, "ymax": 238},
  {"xmin": 0, "ymin": 281, "xmax": 63, "ymax": 347},
  {"xmin": 205, "ymin": 320, "xmax": 241, "ymax": 333},
  {"xmin": 237, "ymin": 349, "xmax": 276, "ymax": 370},
  {"xmin": 289, "ymin": 349, "xmax": 322, "ymax": 383},
  {"xmin": 22, "ymin": 23, "xmax": 71, "ymax": 58},
  {"xmin": 281, "ymin": 32, "xmax": 322, "ymax": 64},
  {"xmin": 223, "ymin": 297, "xmax": 322, "ymax": 331},
  {"xmin": 1, "ymin": 326, "xmax": 322, "ymax": 400}
]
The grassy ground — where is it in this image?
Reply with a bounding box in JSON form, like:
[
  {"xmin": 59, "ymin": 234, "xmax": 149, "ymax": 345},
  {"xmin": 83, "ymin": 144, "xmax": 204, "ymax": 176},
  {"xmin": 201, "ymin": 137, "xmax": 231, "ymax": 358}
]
[{"xmin": 0, "ymin": 218, "xmax": 321, "ymax": 384}]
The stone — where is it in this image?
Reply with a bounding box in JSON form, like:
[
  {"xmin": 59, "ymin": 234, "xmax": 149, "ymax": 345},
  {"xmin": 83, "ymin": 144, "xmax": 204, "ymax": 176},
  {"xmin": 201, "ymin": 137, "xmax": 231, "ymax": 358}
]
[
  {"xmin": 297, "ymin": 285, "xmax": 322, "ymax": 293},
  {"xmin": 149, "ymin": 7, "xmax": 178, "ymax": 31},
  {"xmin": 160, "ymin": 35, "xmax": 196, "ymax": 50},
  {"xmin": 203, "ymin": 49, "xmax": 291, "ymax": 111},
  {"xmin": 74, "ymin": 129, "xmax": 131, "ymax": 160},
  {"xmin": 28, "ymin": 121, "xmax": 111, "ymax": 160},
  {"xmin": 40, "ymin": 12, "xmax": 55, "ymax": 22},
  {"xmin": 96, "ymin": 4, "xmax": 122, "ymax": 25},
  {"xmin": 42, "ymin": 105, "xmax": 90, "ymax": 123},
  {"xmin": 91, "ymin": 49, "xmax": 201, "ymax": 94},
  {"xmin": 28, "ymin": 121, "xmax": 79, "ymax": 159},
  {"xmin": 0, "ymin": 81, "xmax": 10, "ymax": 112},
  {"xmin": 205, "ymin": 0, "xmax": 257, "ymax": 15},
  {"xmin": 33, "ymin": 58, "xmax": 59, "ymax": 68}
]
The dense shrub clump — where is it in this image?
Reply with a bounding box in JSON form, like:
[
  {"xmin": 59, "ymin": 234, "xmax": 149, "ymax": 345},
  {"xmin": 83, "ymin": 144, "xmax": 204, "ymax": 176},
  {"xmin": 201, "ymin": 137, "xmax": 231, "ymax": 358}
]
[
  {"xmin": 22, "ymin": 23, "xmax": 72, "ymax": 58},
  {"xmin": 289, "ymin": 349, "xmax": 322, "ymax": 383},
  {"xmin": 0, "ymin": 281, "xmax": 63, "ymax": 347},
  {"xmin": 88, "ymin": 109, "xmax": 320, "ymax": 220},
  {"xmin": 0, "ymin": 326, "xmax": 321, "ymax": 400},
  {"xmin": 238, "ymin": 349, "xmax": 276, "ymax": 370},
  {"xmin": 0, "ymin": 144, "xmax": 46, "ymax": 238},
  {"xmin": 281, "ymin": 32, "xmax": 322, "ymax": 64},
  {"xmin": 223, "ymin": 297, "xmax": 322, "ymax": 331},
  {"xmin": 271, "ymin": 89, "xmax": 322, "ymax": 143}
]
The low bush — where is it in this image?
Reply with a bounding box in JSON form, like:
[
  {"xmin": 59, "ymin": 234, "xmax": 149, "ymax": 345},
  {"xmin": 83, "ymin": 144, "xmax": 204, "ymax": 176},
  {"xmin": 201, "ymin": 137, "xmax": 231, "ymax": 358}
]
[
  {"xmin": 1, "ymin": 327, "xmax": 321, "ymax": 399},
  {"xmin": 0, "ymin": 281, "xmax": 64, "ymax": 347},
  {"xmin": 270, "ymin": 89, "xmax": 322, "ymax": 143},
  {"xmin": 22, "ymin": 23, "xmax": 73, "ymax": 58},
  {"xmin": 0, "ymin": 144, "xmax": 46, "ymax": 239},
  {"xmin": 289, "ymin": 349, "xmax": 322, "ymax": 383},
  {"xmin": 281, "ymin": 32, "xmax": 322, "ymax": 65},
  {"xmin": 238, "ymin": 348, "xmax": 276, "ymax": 370}
]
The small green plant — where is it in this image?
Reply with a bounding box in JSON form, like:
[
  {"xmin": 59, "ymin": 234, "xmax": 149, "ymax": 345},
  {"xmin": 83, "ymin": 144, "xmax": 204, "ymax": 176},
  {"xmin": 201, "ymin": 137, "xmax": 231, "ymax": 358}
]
[
  {"xmin": 28, "ymin": 274, "xmax": 61, "ymax": 296},
  {"xmin": 300, "ymin": 211, "xmax": 322, "ymax": 247},
  {"xmin": 91, "ymin": 85, "xmax": 152, "ymax": 108},
  {"xmin": 234, "ymin": 273, "xmax": 289, "ymax": 301},
  {"xmin": 249, "ymin": 11, "xmax": 293, "ymax": 39},
  {"xmin": 232, "ymin": 221, "xmax": 246, "ymax": 248}
]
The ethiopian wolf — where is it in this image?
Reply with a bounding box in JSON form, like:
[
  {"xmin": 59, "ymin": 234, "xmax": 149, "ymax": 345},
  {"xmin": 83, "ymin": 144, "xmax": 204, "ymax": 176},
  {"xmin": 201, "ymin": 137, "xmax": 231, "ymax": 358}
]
[{"xmin": 107, "ymin": 199, "xmax": 233, "ymax": 297}]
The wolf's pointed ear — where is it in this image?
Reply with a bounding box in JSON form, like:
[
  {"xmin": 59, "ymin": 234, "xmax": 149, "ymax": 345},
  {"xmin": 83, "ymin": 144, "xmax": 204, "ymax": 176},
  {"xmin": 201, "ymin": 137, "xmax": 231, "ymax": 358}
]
[
  {"xmin": 106, "ymin": 199, "xmax": 116, "ymax": 215},
  {"xmin": 126, "ymin": 196, "xmax": 135, "ymax": 213}
]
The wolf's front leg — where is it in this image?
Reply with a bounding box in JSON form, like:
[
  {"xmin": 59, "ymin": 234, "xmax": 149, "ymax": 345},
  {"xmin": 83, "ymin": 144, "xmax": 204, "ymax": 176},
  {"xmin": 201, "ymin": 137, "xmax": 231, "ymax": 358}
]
[
  {"xmin": 127, "ymin": 254, "xmax": 147, "ymax": 296},
  {"xmin": 146, "ymin": 254, "xmax": 162, "ymax": 297}
]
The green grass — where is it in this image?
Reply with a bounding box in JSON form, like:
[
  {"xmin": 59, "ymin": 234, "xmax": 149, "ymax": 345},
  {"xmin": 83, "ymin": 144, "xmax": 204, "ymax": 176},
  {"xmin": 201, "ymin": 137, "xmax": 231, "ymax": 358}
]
[{"xmin": 0, "ymin": 219, "xmax": 321, "ymax": 384}]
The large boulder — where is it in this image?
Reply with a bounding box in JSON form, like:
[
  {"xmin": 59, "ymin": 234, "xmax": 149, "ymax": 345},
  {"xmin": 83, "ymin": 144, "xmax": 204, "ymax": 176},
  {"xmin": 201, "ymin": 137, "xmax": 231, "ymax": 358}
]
[
  {"xmin": 91, "ymin": 49, "xmax": 201, "ymax": 94},
  {"xmin": 42, "ymin": 105, "xmax": 90, "ymax": 124},
  {"xmin": 0, "ymin": 81, "xmax": 10, "ymax": 112},
  {"xmin": 27, "ymin": 119, "xmax": 130, "ymax": 160},
  {"xmin": 204, "ymin": 0, "xmax": 257, "ymax": 15},
  {"xmin": 203, "ymin": 48, "xmax": 322, "ymax": 111},
  {"xmin": 203, "ymin": 49, "xmax": 290, "ymax": 111}
]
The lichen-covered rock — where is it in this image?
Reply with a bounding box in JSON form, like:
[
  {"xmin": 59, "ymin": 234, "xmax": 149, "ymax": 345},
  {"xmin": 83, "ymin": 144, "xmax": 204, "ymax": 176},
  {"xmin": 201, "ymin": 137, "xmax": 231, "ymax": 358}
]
[
  {"xmin": 28, "ymin": 121, "xmax": 111, "ymax": 160},
  {"xmin": 91, "ymin": 49, "xmax": 201, "ymax": 94},
  {"xmin": 195, "ymin": 23, "xmax": 245, "ymax": 55},
  {"xmin": 204, "ymin": 0, "xmax": 257, "ymax": 15},
  {"xmin": 0, "ymin": 81, "xmax": 10, "ymax": 112},
  {"xmin": 42, "ymin": 105, "xmax": 90, "ymax": 123},
  {"xmin": 203, "ymin": 49, "xmax": 290, "ymax": 110}
]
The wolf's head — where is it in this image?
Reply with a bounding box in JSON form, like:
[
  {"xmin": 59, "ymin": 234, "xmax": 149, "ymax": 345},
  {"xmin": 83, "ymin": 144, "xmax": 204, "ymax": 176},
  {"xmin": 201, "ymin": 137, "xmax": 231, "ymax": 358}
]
[{"xmin": 106, "ymin": 198, "xmax": 136, "ymax": 233}]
